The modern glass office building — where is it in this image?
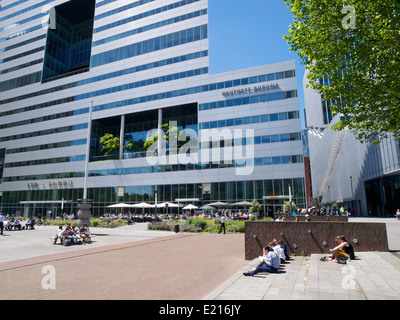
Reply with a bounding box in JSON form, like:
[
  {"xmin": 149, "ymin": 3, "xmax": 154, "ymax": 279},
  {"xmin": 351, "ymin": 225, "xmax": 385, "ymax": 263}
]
[
  {"xmin": 304, "ymin": 70, "xmax": 400, "ymax": 217},
  {"xmin": 0, "ymin": 0, "xmax": 306, "ymax": 217}
]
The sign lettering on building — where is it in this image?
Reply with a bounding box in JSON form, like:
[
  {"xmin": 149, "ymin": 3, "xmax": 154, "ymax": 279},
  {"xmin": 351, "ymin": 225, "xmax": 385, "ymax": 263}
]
[
  {"xmin": 222, "ymin": 83, "xmax": 279, "ymax": 97},
  {"xmin": 27, "ymin": 180, "xmax": 73, "ymax": 189}
]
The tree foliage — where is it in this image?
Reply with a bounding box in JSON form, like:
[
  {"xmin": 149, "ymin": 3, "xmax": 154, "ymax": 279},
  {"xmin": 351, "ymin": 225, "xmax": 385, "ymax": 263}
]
[
  {"xmin": 100, "ymin": 133, "xmax": 120, "ymax": 156},
  {"xmin": 249, "ymin": 199, "xmax": 262, "ymax": 213},
  {"xmin": 100, "ymin": 133, "xmax": 147, "ymax": 156},
  {"xmin": 143, "ymin": 123, "xmax": 186, "ymax": 151},
  {"xmin": 284, "ymin": 0, "xmax": 400, "ymax": 143},
  {"xmin": 283, "ymin": 200, "xmax": 298, "ymax": 213}
]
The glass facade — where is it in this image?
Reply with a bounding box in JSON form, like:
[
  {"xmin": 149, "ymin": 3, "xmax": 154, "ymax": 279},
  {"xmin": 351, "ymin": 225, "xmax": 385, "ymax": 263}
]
[
  {"xmin": 365, "ymin": 175, "xmax": 400, "ymax": 217},
  {"xmin": 42, "ymin": 0, "xmax": 96, "ymax": 82},
  {"xmin": 1, "ymin": 177, "xmax": 306, "ymax": 217}
]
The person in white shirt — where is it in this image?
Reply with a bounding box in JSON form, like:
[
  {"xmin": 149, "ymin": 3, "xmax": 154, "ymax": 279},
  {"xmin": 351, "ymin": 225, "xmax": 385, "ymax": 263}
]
[
  {"xmin": 273, "ymin": 238, "xmax": 286, "ymax": 263},
  {"xmin": 218, "ymin": 214, "xmax": 226, "ymax": 234},
  {"xmin": 243, "ymin": 244, "xmax": 280, "ymax": 276},
  {"xmin": 5, "ymin": 219, "xmax": 12, "ymax": 231},
  {"xmin": 13, "ymin": 219, "xmax": 21, "ymax": 231}
]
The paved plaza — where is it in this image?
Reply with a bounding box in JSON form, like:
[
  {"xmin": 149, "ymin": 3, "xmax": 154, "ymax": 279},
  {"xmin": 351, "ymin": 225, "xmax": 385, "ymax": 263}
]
[{"xmin": 0, "ymin": 217, "xmax": 400, "ymax": 300}]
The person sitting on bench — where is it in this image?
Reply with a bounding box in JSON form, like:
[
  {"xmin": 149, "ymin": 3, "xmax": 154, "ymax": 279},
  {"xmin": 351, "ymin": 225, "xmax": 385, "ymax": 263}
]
[{"xmin": 13, "ymin": 219, "xmax": 21, "ymax": 230}]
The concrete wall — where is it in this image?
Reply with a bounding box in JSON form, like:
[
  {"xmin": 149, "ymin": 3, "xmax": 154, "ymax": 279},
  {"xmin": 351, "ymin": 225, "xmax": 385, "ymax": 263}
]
[{"xmin": 245, "ymin": 221, "xmax": 389, "ymax": 260}]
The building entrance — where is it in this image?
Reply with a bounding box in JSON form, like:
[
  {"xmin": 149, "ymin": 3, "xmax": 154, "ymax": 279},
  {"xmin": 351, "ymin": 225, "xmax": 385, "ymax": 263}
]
[{"xmin": 20, "ymin": 200, "xmax": 74, "ymax": 219}]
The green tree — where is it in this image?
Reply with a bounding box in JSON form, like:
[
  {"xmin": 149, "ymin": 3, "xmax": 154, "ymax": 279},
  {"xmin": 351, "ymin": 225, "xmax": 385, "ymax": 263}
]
[
  {"xmin": 144, "ymin": 123, "xmax": 186, "ymax": 151},
  {"xmin": 99, "ymin": 134, "xmax": 147, "ymax": 157},
  {"xmin": 284, "ymin": 0, "xmax": 400, "ymax": 143},
  {"xmin": 283, "ymin": 200, "xmax": 298, "ymax": 214},
  {"xmin": 249, "ymin": 199, "xmax": 261, "ymax": 213},
  {"xmin": 100, "ymin": 133, "xmax": 120, "ymax": 156}
]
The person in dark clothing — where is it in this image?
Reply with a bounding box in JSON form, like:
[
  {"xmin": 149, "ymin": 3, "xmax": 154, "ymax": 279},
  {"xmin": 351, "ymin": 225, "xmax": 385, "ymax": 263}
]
[{"xmin": 328, "ymin": 235, "xmax": 355, "ymax": 262}]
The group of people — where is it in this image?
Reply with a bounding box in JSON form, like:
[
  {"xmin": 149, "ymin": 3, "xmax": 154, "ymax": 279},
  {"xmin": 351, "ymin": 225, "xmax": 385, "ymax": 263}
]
[
  {"xmin": 243, "ymin": 235, "xmax": 356, "ymax": 276},
  {"xmin": 308, "ymin": 206, "xmax": 354, "ymax": 216},
  {"xmin": 243, "ymin": 238, "xmax": 289, "ymax": 276},
  {"xmin": 54, "ymin": 224, "xmax": 91, "ymax": 246},
  {"xmin": 0, "ymin": 215, "xmax": 35, "ymax": 233}
]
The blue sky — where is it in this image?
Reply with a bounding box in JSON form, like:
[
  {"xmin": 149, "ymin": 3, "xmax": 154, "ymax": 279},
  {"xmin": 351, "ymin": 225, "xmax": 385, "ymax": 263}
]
[{"xmin": 208, "ymin": 0, "xmax": 306, "ymax": 128}]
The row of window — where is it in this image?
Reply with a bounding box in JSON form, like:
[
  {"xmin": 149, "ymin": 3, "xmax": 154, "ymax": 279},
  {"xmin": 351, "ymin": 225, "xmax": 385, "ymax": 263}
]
[
  {"xmin": 75, "ymin": 67, "xmax": 209, "ymax": 101},
  {"xmin": 91, "ymin": 24, "xmax": 208, "ymax": 67},
  {"xmin": 0, "ymin": 50, "xmax": 208, "ymax": 108},
  {"xmin": 0, "ymin": 45, "xmax": 44, "ymax": 65},
  {"xmin": 96, "ymin": 0, "xmax": 121, "ymax": 8},
  {"xmin": 0, "ymin": 0, "xmax": 53, "ymax": 23},
  {"xmin": 88, "ymin": 154, "xmax": 304, "ymax": 178},
  {"xmin": 95, "ymin": 0, "xmax": 156, "ymax": 20},
  {"xmin": 200, "ymin": 111, "xmax": 300, "ymax": 130},
  {"xmin": 0, "ymin": 58, "xmax": 43, "ymax": 75},
  {"xmin": 3, "ymin": 154, "xmax": 303, "ymax": 182},
  {"xmin": 0, "ymin": 11, "xmax": 47, "ymax": 33},
  {"xmin": 95, "ymin": 0, "xmax": 200, "ymax": 32},
  {"xmin": 0, "ymin": 34, "xmax": 45, "ymax": 54},
  {"xmin": 0, "ymin": 107, "xmax": 87, "ymax": 130},
  {"xmin": 0, "ymin": 123, "xmax": 87, "ymax": 143},
  {"xmin": 93, "ymin": 76, "xmax": 296, "ymax": 114},
  {"xmin": 2, "ymin": 151, "xmax": 303, "ymax": 181},
  {"xmin": 93, "ymin": 9, "xmax": 207, "ymax": 47},
  {"xmin": 5, "ymin": 139, "xmax": 87, "ymax": 155},
  {"xmin": 200, "ymin": 90, "xmax": 298, "ymax": 112},
  {"xmin": 5, "ymin": 155, "xmax": 86, "ymax": 168},
  {"xmin": 0, "ymin": 71, "xmax": 41, "ymax": 93},
  {"xmin": 0, "ymin": 64, "xmax": 208, "ymax": 129},
  {"xmin": 0, "ymin": 178, "xmax": 306, "ymax": 211},
  {"xmin": 0, "ymin": 22, "xmax": 43, "ymax": 43},
  {"xmin": 3, "ymin": 171, "xmax": 84, "ymax": 182},
  {"xmin": 199, "ymin": 132, "xmax": 302, "ymax": 149},
  {"xmin": 0, "ymin": 0, "xmax": 31, "ymax": 12}
]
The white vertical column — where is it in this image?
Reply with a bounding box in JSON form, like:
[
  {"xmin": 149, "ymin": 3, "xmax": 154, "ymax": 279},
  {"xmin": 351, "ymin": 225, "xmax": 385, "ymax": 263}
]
[
  {"xmin": 158, "ymin": 108, "xmax": 162, "ymax": 155},
  {"xmin": 83, "ymin": 101, "xmax": 93, "ymax": 200},
  {"xmin": 120, "ymin": 114, "xmax": 125, "ymax": 160}
]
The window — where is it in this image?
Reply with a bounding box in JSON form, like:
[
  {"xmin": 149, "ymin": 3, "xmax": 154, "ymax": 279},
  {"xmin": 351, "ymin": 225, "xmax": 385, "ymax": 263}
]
[
  {"xmin": 272, "ymin": 157, "xmax": 282, "ymax": 165},
  {"xmin": 271, "ymin": 135, "xmax": 280, "ymax": 143},
  {"xmin": 270, "ymin": 114, "xmax": 278, "ymax": 122},
  {"xmin": 262, "ymin": 136, "xmax": 271, "ymax": 144}
]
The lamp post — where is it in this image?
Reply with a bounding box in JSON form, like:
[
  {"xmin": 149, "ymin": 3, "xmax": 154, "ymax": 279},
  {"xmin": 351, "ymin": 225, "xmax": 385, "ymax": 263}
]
[{"xmin": 77, "ymin": 101, "xmax": 93, "ymax": 227}]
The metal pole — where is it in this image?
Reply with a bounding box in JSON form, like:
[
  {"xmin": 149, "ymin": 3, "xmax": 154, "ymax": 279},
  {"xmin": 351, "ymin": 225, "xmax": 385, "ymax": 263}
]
[
  {"xmin": 158, "ymin": 108, "xmax": 162, "ymax": 156},
  {"xmin": 289, "ymin": 185, "xmax": 292, "ymax": 214},
  {"xmin": 83, "ymin": 101, "xmax": 93, "ymax": 200},
  {"xmin": 155, "ymin": 190, "xmax": 158, "ymax": 216},
  {"xmin": 119, "ymin": 114, "xmax": 125, "ymax": 160}
]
